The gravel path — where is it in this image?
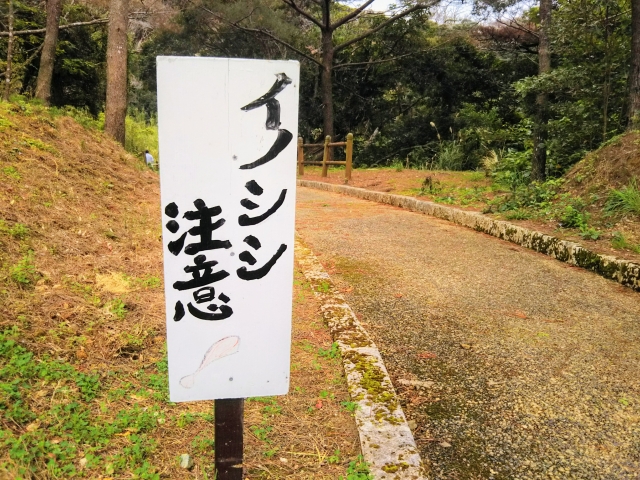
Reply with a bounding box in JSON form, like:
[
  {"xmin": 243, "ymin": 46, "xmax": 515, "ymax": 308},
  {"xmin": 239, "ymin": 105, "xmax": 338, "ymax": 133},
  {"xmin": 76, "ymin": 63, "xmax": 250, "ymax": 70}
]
[{"xmin": 295, "ymin": 186, "xmax": 640, "ymax": 480}]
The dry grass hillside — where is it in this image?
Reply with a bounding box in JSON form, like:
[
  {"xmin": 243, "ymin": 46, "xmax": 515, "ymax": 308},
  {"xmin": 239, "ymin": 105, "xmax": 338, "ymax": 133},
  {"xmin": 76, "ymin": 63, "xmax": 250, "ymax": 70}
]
[
  {"xmin": 564, "ymin": 131, "xmax": 640, "ymax": 192},
  {"xmin": 0, "ymin": 104, "xmax": 162, "ymax": 367},
  {"xmin": 0, "ymin": 103, "xmax": 361, "ymax": 479}
]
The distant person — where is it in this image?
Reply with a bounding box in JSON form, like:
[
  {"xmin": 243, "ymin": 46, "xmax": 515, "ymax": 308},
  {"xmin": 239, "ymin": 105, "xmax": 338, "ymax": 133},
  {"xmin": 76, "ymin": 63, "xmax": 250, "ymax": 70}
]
[{"xmin": 144, "ymin": 150, "xmax": 156, "ymax": 169}]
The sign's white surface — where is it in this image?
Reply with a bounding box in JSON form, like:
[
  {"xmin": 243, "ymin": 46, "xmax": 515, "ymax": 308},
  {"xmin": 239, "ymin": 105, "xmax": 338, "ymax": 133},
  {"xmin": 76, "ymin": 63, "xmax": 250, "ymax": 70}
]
[{"xmin": 157, "ymin": 57, "xmax": 299, "ymax": 402}]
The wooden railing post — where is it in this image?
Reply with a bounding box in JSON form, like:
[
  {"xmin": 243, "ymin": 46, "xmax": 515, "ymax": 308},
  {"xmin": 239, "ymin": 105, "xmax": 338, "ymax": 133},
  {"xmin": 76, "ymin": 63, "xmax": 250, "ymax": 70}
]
[
  {"xmin": 297, "ymin": 137, "xmax": 304, "ymax": 176},
  {"xmin": 321, "ymin": 135, "xmax": 330, "ymax": 177},
  {"xmin": 345, "ymin": 133, "xmax": 353, "ymax": 181}
]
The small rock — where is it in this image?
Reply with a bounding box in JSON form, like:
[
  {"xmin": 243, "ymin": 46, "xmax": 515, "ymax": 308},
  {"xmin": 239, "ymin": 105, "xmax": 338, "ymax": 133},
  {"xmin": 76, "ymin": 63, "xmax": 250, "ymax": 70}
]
[
  {"xmin": 398, "ymin": 379, "xmax": 435, "ymax": 388},
  {"xmin": 25, "ymin": 421, "xmax": 40, "ymax": 432},
  {"xmin": 79, "ymin": 457, "xmax": 88, "ymax": 468},
  {"xmin": 439, "ymin": 441, "xmax": 452, "ymax": 448},
  {"xmin": 407, "ymin": 420, "xmax": 417, "ymax": 430},
  {"xmin": 279, "ymin": 457, "xmax": 288, "ymax": 463},
  {"xmin": 179, "ymin": 454, "xmax": 194, "ymax": 470},
  {"xmin": 460, "ymin": 343, "xmax": 472, "ymax": 350}
]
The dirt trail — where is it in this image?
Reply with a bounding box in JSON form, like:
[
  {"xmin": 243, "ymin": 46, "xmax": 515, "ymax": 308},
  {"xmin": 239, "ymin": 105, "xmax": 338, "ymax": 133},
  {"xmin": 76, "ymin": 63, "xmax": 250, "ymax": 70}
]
[{"xmin": 296, "ymin": 186, "xmax": 640, "ymax": 480}]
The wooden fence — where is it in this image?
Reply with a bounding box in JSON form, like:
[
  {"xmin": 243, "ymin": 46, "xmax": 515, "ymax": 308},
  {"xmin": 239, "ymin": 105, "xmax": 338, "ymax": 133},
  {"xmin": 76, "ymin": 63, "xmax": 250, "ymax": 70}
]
[{"xmin": 297, "ymin": 133, "xmax": 353, "ymax": 180}]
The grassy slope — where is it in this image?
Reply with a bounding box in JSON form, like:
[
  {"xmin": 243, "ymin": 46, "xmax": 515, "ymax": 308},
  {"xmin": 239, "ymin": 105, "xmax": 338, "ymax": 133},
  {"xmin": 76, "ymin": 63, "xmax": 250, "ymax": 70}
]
[{"xmin": 0, "ymin": 103, "xmax": 361, "ymax": 479}]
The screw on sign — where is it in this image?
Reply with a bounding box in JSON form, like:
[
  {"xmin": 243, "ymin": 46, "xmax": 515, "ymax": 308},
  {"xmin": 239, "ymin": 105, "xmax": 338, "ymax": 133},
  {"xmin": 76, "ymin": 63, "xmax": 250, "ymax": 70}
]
[{"xmin": 157, "ymin": 58, "xmax": 299, "ymax": 479}]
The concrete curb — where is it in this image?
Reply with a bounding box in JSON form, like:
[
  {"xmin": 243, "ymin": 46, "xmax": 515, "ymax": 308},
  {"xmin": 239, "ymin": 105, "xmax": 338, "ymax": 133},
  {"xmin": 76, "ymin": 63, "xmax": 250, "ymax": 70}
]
[
  {"xmin": 298, "ymin": 180, "xmax": 640, "ymax": 292},
  {"xmin": 295, "ymin": 238, "xmax": 427, "ymax": 480}
]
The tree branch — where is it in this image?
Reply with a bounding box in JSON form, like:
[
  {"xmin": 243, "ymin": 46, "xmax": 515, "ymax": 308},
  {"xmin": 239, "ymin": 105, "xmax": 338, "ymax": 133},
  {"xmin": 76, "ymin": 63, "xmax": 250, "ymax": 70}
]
[
  {"xmin": 335, "ymin": 2, "xmax": 434, "ymax": 53},
  {"xmin": 330, "ymin": 0, "xmax": 376, "ymax": 30},
  {"xmin": 199, "ymin": 5, "xmax": 324, "ymax": 67},
  {"xmin": 0, "ymin": 17, "xmax": 108, "ymax": 36},
  {"xmin": 281, "ymin": 0, "xmax": 324, "ymax": 29},
  {"xmin": 496, "ymin": 18, "xmax": 538, "ymax": 38},
  {"xmin": 0, "ymin": 41, "xmax": 45, "ymax": 79},
  {"xmin": 334, "ymin": 51, "xmax": 416, "ymax": 69}
]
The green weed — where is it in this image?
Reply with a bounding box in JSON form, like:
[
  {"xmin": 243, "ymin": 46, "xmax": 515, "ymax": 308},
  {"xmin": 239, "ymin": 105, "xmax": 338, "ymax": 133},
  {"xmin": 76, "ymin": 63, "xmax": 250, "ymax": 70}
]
[
  {"xmin": 611, "ymin": 231, "xmax": 640, "ymax": 253},
  {"xmin": 579, "ymin": 226, "xmax": 602, "ymax": 240},
  {"xmin": 2, "ymin": 166, "xmax": 20, "ymax": 180},
  {"xmin": 340, "ymin": 455, "xmax": 373, "ymax": 480},
  {"xmin": 391, "ymin": 160, "xmax": 404, "ymax": 172},
  {"xmin": 318, "ymin": 342, "xmax": 340, "ymax": 359},
  {"xmin": 135, "ymin": 275, "xmax": 162, "ymax": 289},
  {"xmin": 559, "ymin": 204, "xmax": 589, "ymax": 229},
  {"xmin": 319, "ymin": 389, "xmax": 334, "ymax": 400},
  {"xmin": 108, "ymin": 298, "xmax": 127, "ymax": 319},
  {"xmin": 0, "ymin": 116, "xmax": 14, "ymax": 129},
  {"xmin": 191, "ymin": 434, "xmax": 215, "ymax": 454},
  {"xmin": 0, "ymin": 328, "xmax": 154, "ymax": 476},
  {"xmin": 176, "ymin": 412, "xmax": 197, "ymax": 428},
  {"xmin": 263, "ymin": 447, "xmax": 279, "ymax": 457},
  {"xmin": 0, "ymin": 220, "xmax": 29, "ymax": 239},
  {"xmin": 504, "ymin": 209, "xmax": 532, "ymax": 220},
  {"xmin": 468, "ymin": 170, "xmax": 485, "ymax": 182},
  {"xmin": 605, "ymin": 178, "xmax": 640, "ymax": 216},
  {"xmin": 250, "ymin": 425, "xmax": 273, "ymax": 442},
  {"xmin": 419, "ymin": 175, "xmax": 443, "ymax": 195},
  {"xmin": 21, "ymin": 137, "xmax": 58, "ymax": 155},
  {"xmin": 328, "ymin": 449, "xmax": 342, "ymax": 464},
  {"xmin": 341, "ymin": 401, "xmax": 359, "ymax": 413},
  {"xmin": 50, "ymin": 106, "xmax": 104, "ymax": 130},
  {"xmin": 125, "ymin": 110, "xmax": 159, "ymax": 165},
  {"xmin": 10, "ymin": 251, "xmax": 38, "ymax": 286}
]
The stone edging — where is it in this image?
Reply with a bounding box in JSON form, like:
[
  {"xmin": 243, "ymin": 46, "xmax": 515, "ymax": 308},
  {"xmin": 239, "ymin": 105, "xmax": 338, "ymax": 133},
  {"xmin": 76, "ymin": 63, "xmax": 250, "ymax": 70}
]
[
  {"xmin": 298, "ymin": 180, "xmax": 640, "ymax": 292},
  {"xmin": 295, "ymin": 238, "xmax": 427, "ymax": 480}
]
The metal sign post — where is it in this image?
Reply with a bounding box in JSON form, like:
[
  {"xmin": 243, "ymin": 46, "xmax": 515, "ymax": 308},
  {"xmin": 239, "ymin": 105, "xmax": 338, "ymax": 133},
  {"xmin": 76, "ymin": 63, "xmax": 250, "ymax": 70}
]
[
  {"xmin": 157, "ymin": 57, "xmax": 299, "ymax": 477},
  {"xmin": 215, "ymin": 399, "xmax": 244, "ymax": 479}
]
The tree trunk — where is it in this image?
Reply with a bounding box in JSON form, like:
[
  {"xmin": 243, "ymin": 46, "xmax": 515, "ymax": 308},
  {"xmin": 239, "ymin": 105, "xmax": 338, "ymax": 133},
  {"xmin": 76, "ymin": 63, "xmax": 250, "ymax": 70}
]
[
  {"xmin": 3, "ymin": 0, "xmax": 14, "ymax": 101},
  {"xmin": 321, "ymin": 30, "xmax": 334, "ymax": 141},
  {"xmin": 532, "ymin": 0, "xmax": 551, "ymax": 182},
  {"xmin": 34, "ymin": 0, "xmax": 63, "ymax": 105},
  {"xmin": 105, "ymin": 0, "xmax": 128, "ymax": 145},
  {"xmin": 629, "ymin": 0, "xmax": 640, "ymax": 128}
]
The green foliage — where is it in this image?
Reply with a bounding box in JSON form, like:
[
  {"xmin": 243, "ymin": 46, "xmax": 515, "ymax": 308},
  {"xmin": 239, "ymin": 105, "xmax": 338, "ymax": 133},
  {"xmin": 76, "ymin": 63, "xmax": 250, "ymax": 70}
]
[
  {"xmin": 134, "ymin": 275, "xmax": 162, "ymax": 289},
  {"xmin": 340, "ymin": 400, "xmax": 359, "ymax": 413},
  {"xmin": 10, "ymin": 251, "xmax": 38, "ymax": 286},
  {"xmin": 50, "ymin": 106, "xmax": 104, "ymax": 130},
  {"xmin": 328, "ymin": 449, "xmax": 342, "ymax": 464},
  {"xmin": 559, "ymin": 204, "xmax": 602, "ymax": 240},
  {"xmin": 493, "ymin": 149, "xmax": 532, "ymax": 192},
  {"xmin": 107, "ymin": 298, "xmax": 127, "ymax": 319},
  {"xmin": 559, "ymin": 204, "xmax": 589, "ymax": 229},
  {"xmin": 250, "ymin": 424, "xmax": 273, "ymax": 442},
  {"xmin": 611, "ymin": 232, "xmax": 640, "ymax": 253},
  {"xmin": 318, "ymin": 342, "xmax": 340, "ymax": 360},
  {"xmin": 0, "ymin": 322, "xmax": 170, "ymax": 477},
  {"xmin": 605, "ymin": 179, "xmax": 640, "ymax": 216},
  {"xmin": 5, "ymin": 2, "xmax": 108, "ymax": 114},
  {"xmin": 0, "ymin": 220, "xmax": 29, "ymax": 239},
  {"xmin": 340, "ymin": 455, "xmax": 373, "ymax": 480},
  {"xmin": 125, "ymin": 109, "xmax": 159, "ymax": 164},
  {"xmin": 2, "ymin": 166, "xmax": 21, "ymax": 180},
  {"xmin": 21, "ymin": 137, "xmax": 58, "ymax": 155},
  {"xmin": 513, "ymin": 0, "xmax": 631, "ymax": 173},
  {"xmin": 433, "ymin": 141, "xmax": 466, "ymax": 171}
]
